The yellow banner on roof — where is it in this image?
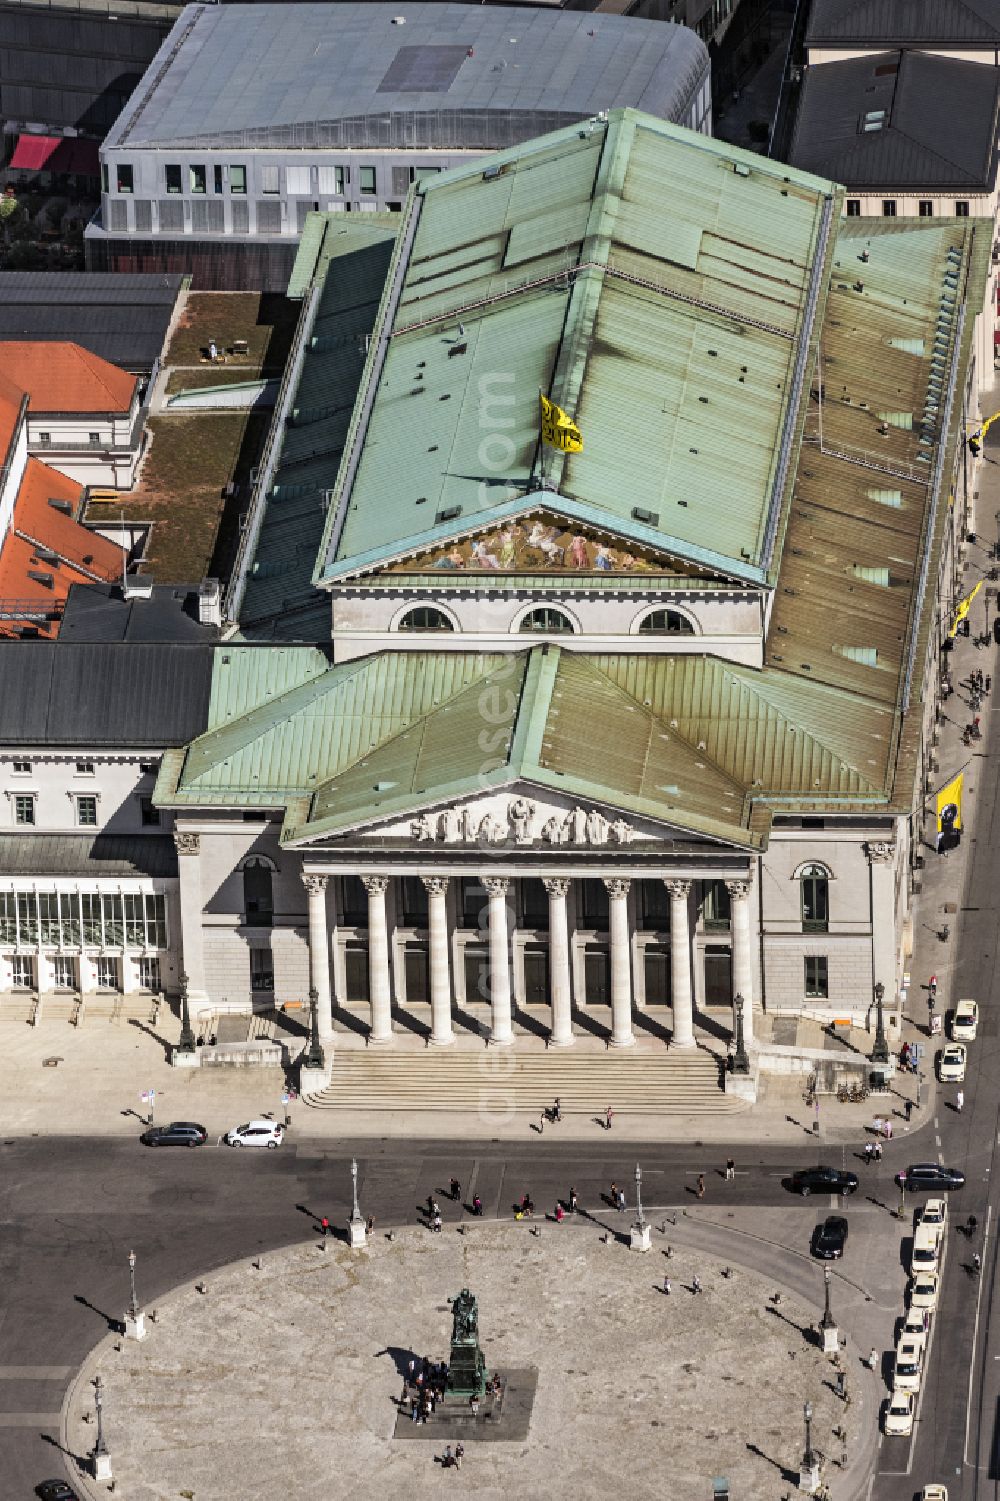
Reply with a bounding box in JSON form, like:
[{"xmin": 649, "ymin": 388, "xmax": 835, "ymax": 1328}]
[
  {"xmin": 949, "ymin": 579, "xmax": 982, "ymax": 637},
  {"xmin": 540, "ymin": 392, "xmax": 583, "ymax": 453},
  {"xmin": 936, "ymin": 771, "xmax": 963, "ymax": 833}
]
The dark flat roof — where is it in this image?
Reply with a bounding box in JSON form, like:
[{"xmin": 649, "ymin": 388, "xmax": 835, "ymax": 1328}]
[
  {"xmin": 60, "ymin": 582, "xmax": 221, "ymax": 642},
  {"xmin": 0, "ymin": 642, "xmax": 214, "ymax": 746},
  {"xmin": 0, "ymin": 273, "xmax": 183, "ymax": 372},
  {"xmin": 790, "ymin": 50, "xmax": 1000, "ymax": 190},
  {"xmin": 808, "ymin": 0, "xmax": 1000, "ymax": 47},
  {"xmin": 0, "ymin": 833, "xmax": 177, "ymax": 877}
]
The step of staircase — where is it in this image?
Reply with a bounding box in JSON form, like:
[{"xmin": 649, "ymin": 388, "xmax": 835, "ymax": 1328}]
[{"xmin": 305, "ymin": 1047, "xmax": 745, "ymax": 1114}]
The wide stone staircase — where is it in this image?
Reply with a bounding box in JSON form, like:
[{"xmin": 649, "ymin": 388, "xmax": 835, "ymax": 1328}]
[{"xmin": 304, "ymin": 1043, "xmax": 746, "ymax": 1116}]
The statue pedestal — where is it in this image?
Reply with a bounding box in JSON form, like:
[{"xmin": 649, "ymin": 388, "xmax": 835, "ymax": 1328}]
[
  {"xmin": 630, "ymin": 1224, "xmax": 651, "ymax": 1252},
  {"xmin": 125, "ymin": 1310, "xmax": 147, "ymax": 1341},
  {"xmin": 348, "ymin": 1216, "xmax": 367, "ymax": 1248},
  {"xmin": 170, "ymin": 1048, "xmax": 200, "ymax": 1069},
  {"xmin": 300, "ymin": 1060, "xmax": 333, "ymax": 1095},
  {"xmin": 92, "ymin": 1451, "xmax": 113, "ymax": 1482},
  {"xmin": 822, "ymin": 1323, "xmax": 839, "ymax": 1356},
  {"xmin": 799, "ymin": 1462, "xmax": 820, "ymax": 1494}
]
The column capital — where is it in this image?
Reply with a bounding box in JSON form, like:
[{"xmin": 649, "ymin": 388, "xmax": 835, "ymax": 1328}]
[
  {"xmin": 421, "ymin": 875, "xmax": 450, "ymax": 896},
  {"xmin": 361, "ymin": 874, "xmax": 390, "ymax": 896},
  {"xmin": 543, "ymin": 877, "xmax": 571, "ymax": 898},
  {"xmin": 665, "ymin": 878, "xmax": 692, "ymax": 899},
  {"xmin": 173, "ymin": 830, "xmax": 200, "ymax": 856},
  {"xmin": 725, "ymin": 878, "xmax": 753, "ymax": 900},
  {"xmin": 603, "ymin": 877, "xmax": 631, "ymax": 898},
  {"xmin": 481, "ymin": 876, "xmax": 510, "ymax": 897},
  {"xmin": 302, "ymin": 873, "xmax": 329, "ymax": 895},
  {"xmin": 866, "ymin": 841, "xmax": 895, "ymax": 865}
]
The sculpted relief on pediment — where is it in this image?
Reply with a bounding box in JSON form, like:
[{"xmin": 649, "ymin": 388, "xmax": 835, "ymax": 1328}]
[
  {"xmin": 385, "ymin": 511, "xmax": 688, "ymax": 576},
  {"xmin": 374, "ymin": 794, "xmax": 649, "ymax": 847}
]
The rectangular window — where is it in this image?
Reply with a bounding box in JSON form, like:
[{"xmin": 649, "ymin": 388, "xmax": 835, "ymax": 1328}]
[
  {"xmin": 189, "ymin": 164, "xmax": 206, "ymax": 194},
  {"xmin": 261, "ymin": 165, "xmax": 280, "ymax": 194},
  {"xmin": 75, "ymin": 760, "xmax": 95, "ymax": 775},
  {"xmin": 140, "ymin": 760, "xmax": 157, "ymax": 775},
  {"xmin": 12, "ymin": 760, "xmax": 30, "ymax": 774},
  {"xmin": 116, "ymin": 163, "xmax": 133, "ymax": 194},
  {"xmin": 139, "ymin": 956, "xmax": 160, "ymax": 991},
  {"xmin": 640, "ymin": 880, "xmax": 668, "ymax": 930},
  {"xmin": 124, "ymin": 892, "xmax": 144, "ymax": 947},
  {"xmin": 882, "ymin": 199, "xmax": 896, "ymax": 217},
  {"xmin": 101, "ymin": 164, "xmax": 109, "ymax": 193},
  {"xmin": 401, "ymin": 876, "xmax": 428, "ymax": 927},
  {"xmin": 520, "ymin": 878, "xmax": 548, "ymax": 930},
  {"xmin": 0, "ymin": 892, "xmax": 15, "ymax": 943},
  {"xmin": 37, "ymin": 431, "xmax": 51, "ymax": 445},
  {"xmin": 956, "ymin": 200, "xmax": 970, "ymax": 217},
  {"xmin": 60, "ymin": 892, "xmax": 80, "ymax": 947},
  {"xmin": 342, "ymin": 875, "xmax": 368, "ymax": 926},
  {"xmin": 359, "ymin": 165, "xmax": 377, "ymax": 195},
  {"xmin": 392, "ymin": 164, "xmax": 413, "ymax": 196},
  {"xmin": 145, "ymin": 893, "xmax": 166, "ymax": 948},
  {"xmin": 88, "ymin": 432, "xmax": 100, "ymax": 446},
  {"xmin": 213, "ymin": 164, "xmax": 223, "ymax": 194},
  {"xmin": 95, "ymin": 956, "xmax": 118, "ymax": 990},
  {"xmin": 11, "ymin": 954, "xmax": 34, "ymax": 989},
  {"xmin": 918, "ymin": 200, "xmax": 934, "ymax": 217},
  {"xmin": 17, "ymin": 893, "xmax": 37, "ymax": 944},
  {"xmin": 804, "ymin": 956, "xmax": 829, "ymax": 998},
  {"xmin": 256, "ymin": 200, "xmax": 281, "ymax": 233},
  {"xmin": 14, "ymin": 795, "xmax": 35, "ymax": 825},
  {"xmin": 38, "ymin": 892, "xmax": 60, "ymax": 944},
  {"xmin": 76, "ymin": 796, "xmax": 98, "ymax": 827},
  {"xmin": 701, "ymin": 880, "xmax": 732, "ymax": 931},
  {"xmin": 250, "ymin": 948, "xmax": 274, "ymax": 991},
  {"xmin": 81, "ymin": 893, "xmax": 102, "ymax": 945},
  {"xmin": 230, "ymin": 164, "xmax": 247, "ymax": 194},
  {"xmin": 460, "ymin": 877, "xmax": 486, "ymax": 931},
  {"xmin": 101, "ymin": 893, "xmax": 124, "ymax": 946},
  {"xmin": 139, "ymin": 796, "xmax": 160, "ymax": 827},
  {"xmin": 846, "ymin": 198, "xmax": 862, "ymax": 216},
  {"xmin": 580, "ymin": 879, "xmax": 609, "ymax": 928},
  {"xmin": 318, "ymin": 165, "xmax": 346, "ymax": 194},
  {"xmin": 285, "ymin": 164, "xmax": 311, "ymax": 195},
  {"xmin": 52, "ymin": 955, "xmax": 76, "ymax": 989},
  {"xmin": 165, "ymin": 164, "xmax": 182, "ymax": 194}
]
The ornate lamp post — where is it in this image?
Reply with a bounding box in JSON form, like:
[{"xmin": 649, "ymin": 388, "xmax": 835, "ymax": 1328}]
[
  {"xmin": 176, "ymin": 969, "xmax": 196, "ymax": 1055},
  {"xmin": 872, "ymin": 981, "xmax": 890, "ymax": 1066},
  {"xmin": 125, "ymin": 1247, "xmax": 146, "ymax": 1339},
  {"xmin": 91, "ymin": 1374, "xmax": 112, "ymax": 1481},
  {"xmin": 732, "ymin": 994, "xmax": 750, "ymax": 1075},
  {"xmin": 630, "ymin": 1161, "xmax": 651, "ymax": 1252},
  {"xmin": 349, "ymin": 1155, "xmax": 366, "ymax": 1247},
  {"xmin": 819, "ymin": 1265, "xmax": 838, "ymax": 1355},
  {"xmin": 799, "ymin": 1398, "xmax": 819, "ymax": 1493},
  {"xmin": 302, "ymin": 985, "xmax": 325, "ymax": 1071}
]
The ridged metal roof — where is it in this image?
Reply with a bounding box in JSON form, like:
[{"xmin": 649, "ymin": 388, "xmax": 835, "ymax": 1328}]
[
  {"xmin": 0, "ymin": 834, "xmax": 177, "ymax": 877},
  {"xmin": 807, "ymin": 0, "xmax": 1000, "ymax": 46}
]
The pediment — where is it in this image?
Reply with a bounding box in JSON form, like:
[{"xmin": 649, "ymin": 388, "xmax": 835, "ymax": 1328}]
[{"xmin": 383, "ymin": 509, "xmax": 713, "ymax": 579}]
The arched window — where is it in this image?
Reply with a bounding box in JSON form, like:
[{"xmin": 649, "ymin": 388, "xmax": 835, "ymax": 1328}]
[
  {"xmin": 397, "ymin": 606, "xmax": 454, "ymax": 632},
  {"xmin": 800, "ymin": 864, "xmax": 829, "ymax": 932},
  {"xmin": 243, "ymin": 857, "xmax": 273, "ymax": 925},
  {"xmin": 638, "ymin": 608, "xmax": 695, "ymax": 635},
  {"xmin": 518, "ymin": 606, "xmax": 575, "ymax": 634}
]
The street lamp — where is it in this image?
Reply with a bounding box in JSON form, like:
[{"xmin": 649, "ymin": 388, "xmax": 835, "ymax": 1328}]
[
  {"xmin": 351, "ymin": 1156, "xmax": 361, "ymax": 1223},
  {"xmin": 871, "ymin": 981, "xmax": 890, "ymax": 1066},
  {"xmin": 349, "ymin": 1155, "xmax": 366, "ymax": 1246},
  {"xmin": 634, "ymin": 1163, "xmax": 645, "ymax": 1231},
  {"xmin": 820, "ymin": 1267, "xmax": 833, "ymax": 1331},
  {"xmin": 125, "ymin": 1246, "xmax": 146, "ymax": 1339},
  {"xmin": 91, "ymin": 1374, "xmax": 112, "ymax": 1480},
  {"xmin": 128, "ymin": 1249, "xmax": 138, "ymax": 1323},
  {"xmin": 302, "ymin": 985, "xmax": 325, "ymax": 1070},
  {"xmin": 802, "ymin": 1399, "xmax": 815, "ymax": 1471},
  {"xmin": 176, "ymin": 969, "xmax": 195, "ymax": 1054},
  {"xmin": 731, "ymin": 994, "xmax": 750, "ymax": 1075}
]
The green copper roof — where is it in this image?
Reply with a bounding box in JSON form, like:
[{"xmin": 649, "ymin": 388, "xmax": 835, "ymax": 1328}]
[{"xmin": 315, "ymin": 108, "xmax": 841, "ymax": 587}]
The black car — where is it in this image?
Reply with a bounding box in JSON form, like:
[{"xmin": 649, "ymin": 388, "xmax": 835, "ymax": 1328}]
[
  {"xmin": 140, "ymin": 1121, "xmax": 208, "ymax": 1148},
  {"xmin": 811, "ymin": 1215, "xmax": 849, "ymax": 1259},
  {"xmin": 37, "ymin": 1483, "xmax": 80, "ymax": 1501},
  {"xmin": 789, "ymin": 1166, "xmax": 859, "ymax": 1197},
  {"xmin": 895, "ymin": 1162, "xmax": 966, "ymax": 1192}
]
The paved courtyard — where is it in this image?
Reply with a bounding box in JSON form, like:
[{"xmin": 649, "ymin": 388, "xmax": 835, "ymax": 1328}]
[{"xmin": 66, "ymin": 1223, "xmax": 868, "ymax": 1501}]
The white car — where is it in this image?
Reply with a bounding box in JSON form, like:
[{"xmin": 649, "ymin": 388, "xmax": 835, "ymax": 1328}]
[
  {"xmin": 921, "ymin": 1487, "xmax": 948, "ymax": 1501},
  {"xmin": 902, "ymin": 1305, "xmax": 929, "ymax": 1344},
  {"xmin": 920, "ymin": 1198, "xmax": 948, "ymax": 1240},
  {"xmin": 893, "ymin": 1336, "xmax": 923, "ymax": 1393},
  {"xmin": 224, "ymin": 1119, "xmax": 285, "ymax": 1149},
  {"xmin": 910, "ymin": 1271, "xmax": 940, "ymax": 1311},
  {"xmin": 952, "ymin": 999, "xmax": 978, "ymax": 1042},
  {"xmin": 911, "ymin": 1224, "xmax": 940, "ymax": 1275},
  {"xmin": 938, "ymin": 1043, "xmax": 966, "ymax": 1083},
  {"xmin": 885, "ymin": 1391, "xmax": 915, "ymax": 1436}
]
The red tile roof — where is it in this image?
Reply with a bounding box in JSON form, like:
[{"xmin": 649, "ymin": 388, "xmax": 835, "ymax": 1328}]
[
  {"xmin": 9, "ymin": 134, "xmax": 100, "ymax": 176},
  {"xmin": 0, "ymin": 341, "xmax": 137, "ymax": 413}
]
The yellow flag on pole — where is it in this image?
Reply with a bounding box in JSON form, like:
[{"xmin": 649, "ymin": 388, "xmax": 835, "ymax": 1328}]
[
  {"xmin": 936, "ymin": 771, "xmax": 963, "ymax": 833},
  {"xmin": 540, "ymin": 392, "xmax": 583, "ymax": 453},
  {"xmin": 949, "ymin": 580, "xmax": 982, "ymax": 637}
]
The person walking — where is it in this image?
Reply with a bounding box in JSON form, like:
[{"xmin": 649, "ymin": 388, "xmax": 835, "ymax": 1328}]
[
  {"xmin": 883, "ymin": 1118, "xmax": 893, "ymax": 1141},
  {"xmin": 956, "ymin": 1089, "xmax": 965, "ymax": 1113},
  {"xmin": 443, "ymin": 1445, "xmax": 453, "ymax": 1469},
  {"xmin": 432, "ymin": 1211, "xmax": 443, "ymax": 1233},
  {"xmin": 605, "ymin": 1105, "xmax": 614, "ymax": 1131},
  {"xmin": 663, "ymin": 1275, "xmax": 671, "ymax": 1295},
  {"xmin": 864, "ymin": 1141, "xmax": 874, "ymax": 1166},
  {"xmin": 553, "ymin": 1097, "xmax": 562, "ymax": 1123},
  {"xmin": 692, "ymin": 1274, "xmax": 702, "ymax": 1294},
  {"xmin": 873, "ymin": 1139, "xmax": 882, "ymax": 1163},
  {"xmin": 867, "ymin": 1347, "xmax": 877, "ymax": 1370},
  {"xmin": 569, "ymin": 1186, "xmax": 579, "ymax": 1214},
  {"xmin": 696, "ymin": 1173, "xmax": 706, "ymax": 1199},
  {"xmin": 725, "ymin": 1157, "xmax": 735, "ymax": 1182},
  {"xmin": 455, "ymin": 1442, "xmax": 464, "ymax": 1471},
  {"xmin": 450, "ymin": 1177, "xmax": 461, "ymax": 1201},
  {"xmin": 320, "ymin": 1215, "xmax": 331, "ymax": 1237}
]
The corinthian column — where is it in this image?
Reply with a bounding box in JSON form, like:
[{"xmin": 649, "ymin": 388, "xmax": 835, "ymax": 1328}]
[
  {"xmin": 173, "ymin": 830, "xmax": 207, "ymax": 1002},
  {"xmin": 543, "ymin": 877, "xmax": 573, "ymax": 1047},
  {"xmin": 726, "ymin": 877, "xmax": 754, "ymax": 1048},
  {"xmin": 482, "ymin": 877, "xmax": 513, "ymax": 1046},
  {"xmin": 666, "ymin": 879, "xmax": 695, "ymax": 1049},
  {"xmin": 303, "ymin": 873, "xmax": 333, "ymax": 1042},
  {"xmin": 362, "ymin": 875, "xmax": 393, "ymax": 1045},
  {"xmin": 422, "ymin": 875, "xmax": 454, "ymax": 1046},
  {"xmin": 604, "ymin": 877, "xmax": 635, "ymax": 1048}
]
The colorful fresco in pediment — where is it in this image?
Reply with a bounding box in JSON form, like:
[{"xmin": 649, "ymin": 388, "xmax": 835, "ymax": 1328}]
[{"xmin": 385, "ymin": 513, "xmax": 690, "ymax": 575}]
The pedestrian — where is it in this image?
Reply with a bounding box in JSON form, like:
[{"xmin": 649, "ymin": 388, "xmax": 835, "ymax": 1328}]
[
  {"xmin": 366, "ymin": 1215, "xmax": 376, "ymax": 1235},
  {"xmin": 725, "ymin": 1157, "xmax": 735, "ymax": 1181},
  {"xmin": 885, "ymin": 1118, "xmax": 893, "ymax": 1141},
  {"xmin": 411, "ymin": 1395, "xmax": 420, "ymax": 1423},
  {"xmin": 692, "ymin": 1274, "xmax": 702, "ymax": 1294},
  {"xmin": 868, "ymin": 1347, "xmax": 877, "ymax": 1370},
  {"xmin": 443, "ymin": 1445, "xmax": 453, "ymax": 1469},
  {"xmin": 864, "ymin": 1141, "xmax": 873, "ymax": 1165},
  {"xmin": 553, "ymin": 1097, "xmax": 561, "ymax": 1123},
  {"xmin": 555, "ymin": 1201, "xmax": 565, "ymax": 1222},
  {"xmin": 610, "ymin": 1181, "xmax": 618, "ymax": 1208},
  {"xmin": 450, "ymin": 1177, "xmax": 461, "ymax": 1201},
  {"xmin": 433, "ymin": 1211, "xmax": 442, "ymax": 1233},
  {"xmin": 956, "ymin": 1089, "xmax": 965, "ymax": 1113},
  {"xmin": 470, "ymin": 1394, "xmax": 480, "ymax": 1417},
  {"xmin": 605, "ymin": 1105, "xmax": 613, "ymax": 1131},
  {"xmin": 427, "ymin": 1193, "xmax": 435, "ymax": 1217},
  {"xmin": 455, "ymin": 1441, "xmax": 464, "ymax": 1470},
  {"xmin": 905, "ymin": 1099, "xmax": 913, "ymax": 1123},
  {"xmin": 617, "ymin": 1187, "xmax": 626, "ymax": 1212},
  {"xmin": 973, "ymin": 1251, "xmax": 982, "ymax": 1275},
  {"xmin": 208, "ymin": 339, "xmax": 218, "ymax": 363},
  {"xmin": 873, "ymin": 1139, "xmax": 882, "ymax": 1163},
  {"xmin": 696, "ymin": 1173, "xmax": 705, "ymax": 1199},
  {"xmin": 987, "ymin": 675, "xmax": 992, "ymax": 694},
  {"xmin": 320, "ymin": 1215, "xmax": 331, "ymax": 1237},
  {"xmin": 968, "ymin": 1214, "xmax": 979, "ymax": 1238},
  {"xmin": 569, "ymin": 1186, "xmax": 578, "ymax": 1213}
]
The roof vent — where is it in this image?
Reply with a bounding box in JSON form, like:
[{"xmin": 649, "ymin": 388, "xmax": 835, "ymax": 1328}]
[
  {"xmin": 47, "ymin": 497, "xmax": 73, "ymax": 515},
  {"xmin": 436, "ymin": 505, "xmax": 462, "ymax": 524},
  {"xmin": 447, "ymin": 342, "xmax": 468, "ymax": 358},
  {"xmin": 632, "ymin": 506, "xmax": 659, "ymax": 526},
  {"xmin": 733, "ymin": 162, "xmax": 751, "ymax": 178},
  {"xmin": 391, "ymin": 14, "xmax": 405, "ymax": 22},
  {"xmin": 28, "ymin": 570, "xmax": 54, "ymax": 589},
  {"xmin": 123, "ymin": 573, "xmax": 153, "ymax": 600}
]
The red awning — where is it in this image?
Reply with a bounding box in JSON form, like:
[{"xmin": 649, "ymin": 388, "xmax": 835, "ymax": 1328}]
[{"xmin": 10, "ymin": 135, "xmax": 99, "ymax": 176}]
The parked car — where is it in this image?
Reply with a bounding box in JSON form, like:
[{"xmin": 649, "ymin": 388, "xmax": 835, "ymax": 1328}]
[
  {"xmin": 938, "ymin": 1043, "xmax": 967, "ymax": 1082},
  {"xmin": 896, "ymin": 1164, "xmax": 965, "ymax": 1192},
  {"xmin": 951, "ymin": 999, "xmax": 978, "ymax": 1042},
  {"xmin": 36, "ymin": 1484, "xmax": 81, "ymax": 1501},
  {"xmin": 893, "ymin": 1335, "xmax": 924, "ymax": 1393},
  {"xmin": 140, "ymin": 1121, "xmax": 207, "ymax": 1148},
  {"xmin": 909, "ymin": 1271, "xmax": 940, "ymax": 1311},
  {"xmin": 902, "ymin": 1305, "xmax": 929, "ymax": 1344},
  {"xmin": 911, "ymin": 1224, "xmax": 940, "ymax": 1275},
  {"xmin": 919, "ymin": 1198, "xmax": 948, "ymax": 1239},
  {"xmin": 810, "ymin": 1215, "xmax": 849, "ymax": 1259},
  {"xmin": 224, "ymin": 1120, "xmax": 284, "ymax": 1149},
  {"xmin": 884, "ymin": 1391, "xmax": 915, "ymax": 1436},
  {"xmin": 920, "ymin": 1487, "xmax": 948, "ymax": 1501},
  {"xmin": 789, "ymin": 1166, "xmax": 859, "ymax": 1197}
]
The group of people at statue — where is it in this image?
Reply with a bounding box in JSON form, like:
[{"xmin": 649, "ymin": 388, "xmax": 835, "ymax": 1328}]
[{"xmin": 403, "ymin": 1356, "xmax": 449, "ymax": 1423}]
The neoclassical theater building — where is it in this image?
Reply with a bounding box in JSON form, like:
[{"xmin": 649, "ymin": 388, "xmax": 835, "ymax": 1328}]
[{"xmin": 0, "ymin": 111, "xmax": 989, "ymax": 1069}]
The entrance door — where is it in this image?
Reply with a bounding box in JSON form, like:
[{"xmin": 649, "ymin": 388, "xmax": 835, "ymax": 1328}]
[
  {"xmin": 584, "ymin": 947, "xmax": 610, "ymax": 1005},
  {"xmin": 523, "ymin": 946, "xmax": 549, "ymax": 1005},
  {"xmin": 464, "ymin": 947, "xmax": 489, "ymax": 1005},
  {"xmin": 404, "ymin": 946, "xmax": 429, "ymax": 1004},
  {"xmin": 344, "ymin": 944, "xmax": 369, "ymax": 1002},
  {"xmin": 644, "ymin": 948, "xmax": 671, "ymax": 1005},
  {"xmin": 704, "ymin": 946, "xmax": 733, "ymax": 1006}
]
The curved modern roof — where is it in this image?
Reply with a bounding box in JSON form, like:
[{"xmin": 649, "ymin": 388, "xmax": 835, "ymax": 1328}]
[{"xmin": 104, "ymin": 1, "xmax": 710, "ymax": 152}]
